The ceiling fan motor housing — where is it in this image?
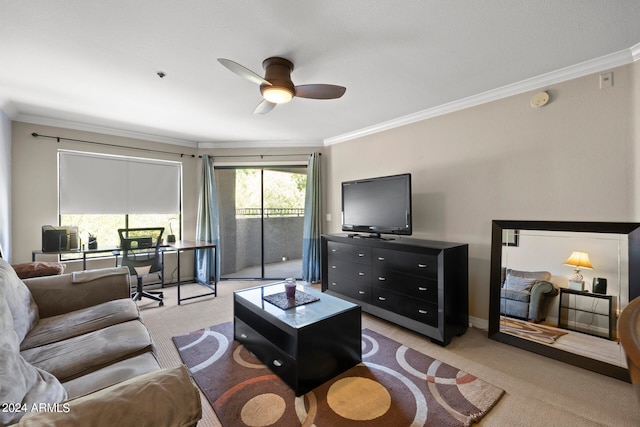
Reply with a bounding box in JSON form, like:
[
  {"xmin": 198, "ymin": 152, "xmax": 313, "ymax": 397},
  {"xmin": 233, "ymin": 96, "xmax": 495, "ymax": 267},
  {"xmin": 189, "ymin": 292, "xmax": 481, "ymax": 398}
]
[{"xmin": 260, "ymin": 57, "xmax": 295, "ymax": 97}]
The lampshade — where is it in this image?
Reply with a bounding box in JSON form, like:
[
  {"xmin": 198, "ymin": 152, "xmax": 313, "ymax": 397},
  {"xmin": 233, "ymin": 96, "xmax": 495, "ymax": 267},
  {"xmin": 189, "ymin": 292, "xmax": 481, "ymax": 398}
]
[
  {"xmin": 262, "ymin": 86, "xmax": 293, "ymax": 103},
  {"xmin": 563, "ymin": 251, "xmax": 594, "ymax": 270}
]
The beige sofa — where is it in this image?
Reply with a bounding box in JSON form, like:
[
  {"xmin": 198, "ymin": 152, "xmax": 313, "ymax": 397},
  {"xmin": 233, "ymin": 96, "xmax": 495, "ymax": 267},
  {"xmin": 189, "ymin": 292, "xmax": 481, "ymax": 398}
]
[{"xmin": 0, "ymin": 258, "xmax": 201, "ymax": 426}]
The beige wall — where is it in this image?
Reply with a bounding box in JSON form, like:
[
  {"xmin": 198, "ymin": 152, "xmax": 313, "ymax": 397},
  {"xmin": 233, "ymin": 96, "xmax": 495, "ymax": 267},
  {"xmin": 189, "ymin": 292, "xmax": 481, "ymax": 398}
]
[
  {"xmin": 634, "ymin": 61, "xmax": 640, "ymax": 218},
  {"xmin": 10, "ymin": 122, "xmax": 199, "ymax": 265},
  {"xmin": 0, "ymin": 110, "xmax": 11, "ymax": 259},
  {"xmin": 324, "ymin": 63, "xmax": 638, "ymax": 323}
]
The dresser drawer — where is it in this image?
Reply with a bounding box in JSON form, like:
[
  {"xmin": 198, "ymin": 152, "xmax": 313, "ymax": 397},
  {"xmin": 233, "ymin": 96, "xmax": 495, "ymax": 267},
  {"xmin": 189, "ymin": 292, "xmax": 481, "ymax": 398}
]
[
  {"xmin": 372, "ymin": 270, "xmax": 438, "ymax": 303},
  {"xmin": 371, "ymin": 287, "xmax": 438, "ymax": 327},
  {"xmin": 373, "ymin": 248, "xmax": 438, "ymax": 278},
  {"xmin": 326, "ymin": 276, "xmax": 371, "ymax": 304},
  {"xmin": 327, "ymin": 259, "xmax": 371, "ymax": 283},
  {"xmin": 327, "ymin": 241, "xmax": 371, "ymax": 265}
]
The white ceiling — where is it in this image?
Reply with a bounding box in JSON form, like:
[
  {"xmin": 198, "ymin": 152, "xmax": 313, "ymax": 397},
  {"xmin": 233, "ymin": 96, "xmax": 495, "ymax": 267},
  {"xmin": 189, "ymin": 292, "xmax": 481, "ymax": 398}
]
[{"xmin": 1, "ymin": 1, "xmax": 640, "ymax": 148}]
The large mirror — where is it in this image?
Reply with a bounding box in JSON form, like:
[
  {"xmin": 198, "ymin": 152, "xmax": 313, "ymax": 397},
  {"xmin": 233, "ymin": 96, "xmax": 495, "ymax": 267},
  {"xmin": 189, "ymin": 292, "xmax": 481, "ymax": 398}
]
[{"xmin": 489, "ymin": 220, "xmax": 640, "ymax": 382}]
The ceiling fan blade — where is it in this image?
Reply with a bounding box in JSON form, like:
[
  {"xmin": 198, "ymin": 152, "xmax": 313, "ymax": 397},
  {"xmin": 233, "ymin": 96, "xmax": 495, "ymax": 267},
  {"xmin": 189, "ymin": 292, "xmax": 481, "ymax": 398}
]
[
  {"xmin": 253, "ymin": 99, "xmax": 277, "ymax": 115},
  {"xmin": 294, "ymin": 84, "xmax": 346, "ymax": 99},
  {"xmin": 217, "ymin": 58, "xmax": 271, "ymax": 86}
]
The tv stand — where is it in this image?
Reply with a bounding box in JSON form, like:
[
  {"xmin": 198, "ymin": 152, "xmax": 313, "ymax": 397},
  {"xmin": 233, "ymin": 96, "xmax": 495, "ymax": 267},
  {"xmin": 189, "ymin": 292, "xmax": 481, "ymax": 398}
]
[{"xmin": 321, "ymin": 234, "xmax": 468, "ymax": 346}]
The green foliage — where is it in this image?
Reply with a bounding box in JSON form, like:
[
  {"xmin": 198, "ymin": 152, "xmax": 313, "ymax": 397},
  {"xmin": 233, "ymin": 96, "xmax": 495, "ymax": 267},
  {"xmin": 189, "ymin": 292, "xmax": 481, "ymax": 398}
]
[{"xmin": 235, "ymin": 168, "xmax": 306, "ymax": 215}]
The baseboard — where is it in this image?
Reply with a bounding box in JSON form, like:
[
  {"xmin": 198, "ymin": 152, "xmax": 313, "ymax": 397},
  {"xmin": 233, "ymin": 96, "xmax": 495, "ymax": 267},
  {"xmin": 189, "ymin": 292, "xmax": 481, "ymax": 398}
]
[{"xmin": 469, "ymin": 316, "xmax": 488, "ymax": 331}]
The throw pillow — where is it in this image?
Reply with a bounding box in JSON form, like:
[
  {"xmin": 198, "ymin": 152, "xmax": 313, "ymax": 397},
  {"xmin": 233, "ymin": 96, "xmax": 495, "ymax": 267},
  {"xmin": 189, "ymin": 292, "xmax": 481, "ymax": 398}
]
[
  {"xmin": 0, "ymin": 285, "xmax": 67, "ymax": 425},
  {"xmin": 506, "ymin": 268, "xmax": 551, "ymax": 282},
  {"xmin": 12, "ymin": 262, "xmax": 66, "ymax": 279},
  {"xmin": 504, "ymin": 274, "xmax": 538, "ymax": 292},
  {"xmin": 0, "ymin": 258, "xmax": 39, "ymax": 342}
]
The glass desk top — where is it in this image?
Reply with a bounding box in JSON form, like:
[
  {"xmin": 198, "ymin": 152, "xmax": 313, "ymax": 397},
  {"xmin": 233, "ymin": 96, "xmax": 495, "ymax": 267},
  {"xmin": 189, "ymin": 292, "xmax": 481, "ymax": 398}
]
[{"xmin": 234, "ymin": 282, "xmax": 358, "ymax": 329}]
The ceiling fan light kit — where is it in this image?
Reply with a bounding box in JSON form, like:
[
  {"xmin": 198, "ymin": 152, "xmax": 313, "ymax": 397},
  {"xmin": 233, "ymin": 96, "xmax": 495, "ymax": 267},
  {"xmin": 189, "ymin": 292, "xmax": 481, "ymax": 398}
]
[
  {"xmin": 218, "ymin": 56, "xmax": 346, "ymax": 114},
  {"xmin": 262, "ymin": 86, "xmax": 294, "ymax": 104}
]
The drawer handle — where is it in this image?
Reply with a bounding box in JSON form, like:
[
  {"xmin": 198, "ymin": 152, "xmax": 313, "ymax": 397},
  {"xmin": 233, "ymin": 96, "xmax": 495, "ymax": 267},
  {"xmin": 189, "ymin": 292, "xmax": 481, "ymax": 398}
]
[
  {"xmin": 331, "ymin": 282, "xmax": 338, "ymax": 286},
  {"xmin": 331, "ymin": 248, "xmax": 337, "ymax": 252},
  {"xmin": 418, "ymin": 263, "xmax": 428, "ymax": 268},
  {"xmin": 273, "ymin": 360, "xmax": 283, "ymax": 367},
  {"xmin": 378, "ymin": 296, "xmax": 386, "ymax": 301},
  {"xmin": 358, "ymin": 253, "xmax": 365, "ymax": 257},
  {"xmin": 331, "ymin": 265, "xmax": 337, "ymax": 269},
  {"xmin": 358, "ymin": 272, "xmax": 365, "ymax": 276},
  {"xmin": 377, "ymin": 257, "xmax": 385, "ymax": 261},
  {"xmin": 378, "ymin": 277, "xmax": 386, "ymax": 281},
  {"xmin": 418, "ymin": 287, "xmax": 428, "ymax": 291},
  {"xmin": 418, "ymin": 309, "xmax": 428, "ymax": 315},
  {"xmin": 358, "ymin": 290, "xmax": 366, "ymax": 295},
  {"xmin": 240, "ymin": 333, "xmax": 248, "ymax": 339}
]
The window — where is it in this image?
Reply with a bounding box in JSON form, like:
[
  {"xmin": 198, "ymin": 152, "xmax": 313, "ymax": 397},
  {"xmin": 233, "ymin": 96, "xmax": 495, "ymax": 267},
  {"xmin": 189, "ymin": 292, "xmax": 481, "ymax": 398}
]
[{"xmin": 58, "ymin": 150, "xmax": 182, "ymax": 258}]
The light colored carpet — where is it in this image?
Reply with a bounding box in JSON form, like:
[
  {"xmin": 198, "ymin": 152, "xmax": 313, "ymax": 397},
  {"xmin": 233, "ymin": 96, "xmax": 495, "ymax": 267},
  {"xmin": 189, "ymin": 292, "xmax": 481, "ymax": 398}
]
[{"xmin": 140, "ymin": 281, "xmax": 640, "ymax": 427}]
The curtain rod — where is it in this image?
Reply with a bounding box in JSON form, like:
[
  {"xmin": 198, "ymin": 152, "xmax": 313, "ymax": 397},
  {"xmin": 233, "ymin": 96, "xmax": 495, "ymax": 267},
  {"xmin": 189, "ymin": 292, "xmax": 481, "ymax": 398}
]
[
  {"xmin": 31, "ymin": 132, "xmax": 320, "ymax": 159},
  {"xmin": 31, "ymin": 133, "xmax": 197, "ymax": 158},
  {"xmin": 207, "ymin": 153, "xmax": 320, "ymax": 159}
]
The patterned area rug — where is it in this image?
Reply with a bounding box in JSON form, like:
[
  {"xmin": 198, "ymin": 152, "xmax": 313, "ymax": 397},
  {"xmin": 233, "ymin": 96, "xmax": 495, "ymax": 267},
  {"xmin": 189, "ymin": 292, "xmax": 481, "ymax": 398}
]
[
  {"xmin": 173, "ymin": 322, "xmax": 504, "ymax": 426},
  {"xmin": 500, "ymin": 316, "xmax": 568, "ymax": 344}
]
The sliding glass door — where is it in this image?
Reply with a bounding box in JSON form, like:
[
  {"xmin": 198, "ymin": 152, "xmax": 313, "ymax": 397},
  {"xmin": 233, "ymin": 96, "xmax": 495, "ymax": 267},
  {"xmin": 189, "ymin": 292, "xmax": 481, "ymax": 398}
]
[{"xmin": 216, "ymin": 166, "xmax": 306, "ymax": 280}]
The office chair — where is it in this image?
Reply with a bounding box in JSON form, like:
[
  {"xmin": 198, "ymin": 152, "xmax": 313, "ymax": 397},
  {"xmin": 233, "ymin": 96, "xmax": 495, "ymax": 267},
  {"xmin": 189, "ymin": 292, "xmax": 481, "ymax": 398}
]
[{"xmin": 118, "ymin": 227, "xmax": 165, "ymax": 306}]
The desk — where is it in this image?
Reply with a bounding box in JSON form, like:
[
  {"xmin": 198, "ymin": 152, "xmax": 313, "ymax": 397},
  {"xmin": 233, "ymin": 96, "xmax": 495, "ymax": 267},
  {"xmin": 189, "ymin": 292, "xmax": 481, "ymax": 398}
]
[
  {"xmin": 33, "ymin": 247, "xmax": 120, "ymax": 270},
  {"xmin": 33, "ymin": 240, "xmax": 217, "ymax": 305},
  {"xmin": 166, "ymin": 240, "xmax": 217, "ymax": 305}
]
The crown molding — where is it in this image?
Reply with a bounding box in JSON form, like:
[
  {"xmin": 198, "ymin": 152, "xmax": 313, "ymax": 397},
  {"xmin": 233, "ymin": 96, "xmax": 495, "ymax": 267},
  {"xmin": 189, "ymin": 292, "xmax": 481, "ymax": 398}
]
[
  {"xmin": 14, "ymin": 114, "xmax": 199, "ymax": 148},
  {"xmin": 0, "ymin": 99, "xmax": 18, "ymax": 119},
  {"xmin": 197, "ymin": 139, "xmax": 323, "ymax": 149},
  {"xmin": 324, "ymin": 47, "xmax": 637, "ymax": 146},
  {"xmin": 15, "ymin": 113, "xmax": 324, "ymax": 149},
  {"xmin": 631, "ymin": 42, "xmax": 640, "ymax": 62}
]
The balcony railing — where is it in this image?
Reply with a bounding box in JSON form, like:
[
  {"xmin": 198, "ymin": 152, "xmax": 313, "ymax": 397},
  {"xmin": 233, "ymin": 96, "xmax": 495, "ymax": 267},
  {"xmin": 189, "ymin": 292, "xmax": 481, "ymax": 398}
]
[{"xmin": 236, "ymin": 208, "xmax": 305, "ymax": 217}]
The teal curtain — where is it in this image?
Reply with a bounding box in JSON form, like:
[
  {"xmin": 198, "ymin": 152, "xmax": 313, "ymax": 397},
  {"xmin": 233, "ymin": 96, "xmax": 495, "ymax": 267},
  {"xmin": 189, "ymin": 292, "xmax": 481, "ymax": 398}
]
[
  {"xmin": 302, "ymin": 152, "xmax": 321, "ymax": 282},
  {"xmin": 195, "ymin": 155, "xmax": 220, "ymax": 282}
]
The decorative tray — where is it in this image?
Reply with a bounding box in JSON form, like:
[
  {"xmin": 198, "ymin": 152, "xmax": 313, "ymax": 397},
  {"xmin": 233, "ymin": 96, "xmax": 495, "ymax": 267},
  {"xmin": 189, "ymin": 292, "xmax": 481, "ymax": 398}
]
[{"xmin": 263, "ymin": 290, "xmax": 320, "ymax": 310}]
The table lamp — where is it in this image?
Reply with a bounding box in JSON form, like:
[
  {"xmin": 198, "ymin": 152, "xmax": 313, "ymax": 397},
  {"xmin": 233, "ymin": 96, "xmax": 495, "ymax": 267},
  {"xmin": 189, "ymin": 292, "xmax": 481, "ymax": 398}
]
[{"xmin": 564, "ymin": 251, "xmax": 593, "ymax": 291}]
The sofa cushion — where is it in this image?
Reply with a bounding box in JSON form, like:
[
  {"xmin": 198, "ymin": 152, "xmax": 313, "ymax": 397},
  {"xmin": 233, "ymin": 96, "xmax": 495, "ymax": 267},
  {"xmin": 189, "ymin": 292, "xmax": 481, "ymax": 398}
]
[
  {"xmin": 21, "ymin": 320, "xmax": 154, "ymax": 382},
  {"xmin": 504, "ymin": 275, "xmax": 537, "ymax": 291},
  {"xmin": 17, "ymin": 366, "xmax": 202, "ymax": 427},
  {"xmin": 62, "ymin": 352, "xmax": 160, "ymax": 399},
  {"xmin": 0, "ymin": 258, "xmax": 39, "ymax": 342},
  {"xmin": 21, "ymin": 299, "xmax": 141, "ymax": 351},
  {"xmin": 501, "ymin": 288, "xmax": 531, "ymax": 303},
  {"xmin": 0, "ymin": 283, "xmax": 67, "ymax": 426},
  {"xmin": 23, "ymin": 267, "xmax": 130, "ymax": 318}
]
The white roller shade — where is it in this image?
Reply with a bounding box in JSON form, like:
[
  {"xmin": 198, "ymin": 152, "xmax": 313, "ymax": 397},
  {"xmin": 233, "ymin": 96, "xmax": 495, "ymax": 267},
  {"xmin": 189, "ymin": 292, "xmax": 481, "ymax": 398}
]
[{"xmin": 59, "ymin": 151, "xmax": 181, "ymax": 214}]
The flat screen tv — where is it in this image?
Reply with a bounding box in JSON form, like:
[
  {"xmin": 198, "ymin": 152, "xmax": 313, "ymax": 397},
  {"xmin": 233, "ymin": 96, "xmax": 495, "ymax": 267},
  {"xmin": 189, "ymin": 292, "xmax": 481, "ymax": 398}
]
[{"xmin": 341, "ymin": 173, "xmax": 412, "ymax": 238}]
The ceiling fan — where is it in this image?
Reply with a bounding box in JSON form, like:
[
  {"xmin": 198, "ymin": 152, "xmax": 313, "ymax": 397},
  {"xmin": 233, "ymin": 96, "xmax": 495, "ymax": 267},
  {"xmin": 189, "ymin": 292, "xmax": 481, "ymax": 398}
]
[{"xmin": 217, "ymin": 57, "xmax": 346, "ymax": 114}]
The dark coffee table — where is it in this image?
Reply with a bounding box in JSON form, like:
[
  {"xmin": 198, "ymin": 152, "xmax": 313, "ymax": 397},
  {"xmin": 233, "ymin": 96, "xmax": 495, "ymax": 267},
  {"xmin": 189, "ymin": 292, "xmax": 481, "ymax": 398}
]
[{"xmin": 233, "ymin": 282, "xmax": 361, "ymax": 396}]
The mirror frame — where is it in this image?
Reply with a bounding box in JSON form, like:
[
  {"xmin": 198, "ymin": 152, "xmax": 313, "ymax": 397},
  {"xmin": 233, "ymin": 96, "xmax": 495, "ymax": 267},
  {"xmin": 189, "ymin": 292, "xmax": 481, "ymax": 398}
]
[{"xmin": 489, "ymin": 220, "xmax": 640, "ymax": 382}]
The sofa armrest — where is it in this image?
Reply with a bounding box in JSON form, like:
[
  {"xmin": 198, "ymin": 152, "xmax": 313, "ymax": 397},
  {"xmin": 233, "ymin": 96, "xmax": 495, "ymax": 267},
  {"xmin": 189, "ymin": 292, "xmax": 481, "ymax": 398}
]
[
  {"xmin": 13, "ymin": 365, "xmax": 202, "ymax": 427},
  {"xmin": 22, "ymin": 267, "xmax": 131, "ymax": 318},
  {"xmin": 528, "ymin": 280, "xmax": 558, "ymax": 321}
]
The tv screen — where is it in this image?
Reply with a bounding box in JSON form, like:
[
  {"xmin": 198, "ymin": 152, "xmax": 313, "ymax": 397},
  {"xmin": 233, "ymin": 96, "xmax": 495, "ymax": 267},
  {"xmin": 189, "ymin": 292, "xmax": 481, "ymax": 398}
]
[{"xmin": 341, "ymin": 173, "xmax": 412, "ymax": 238}]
